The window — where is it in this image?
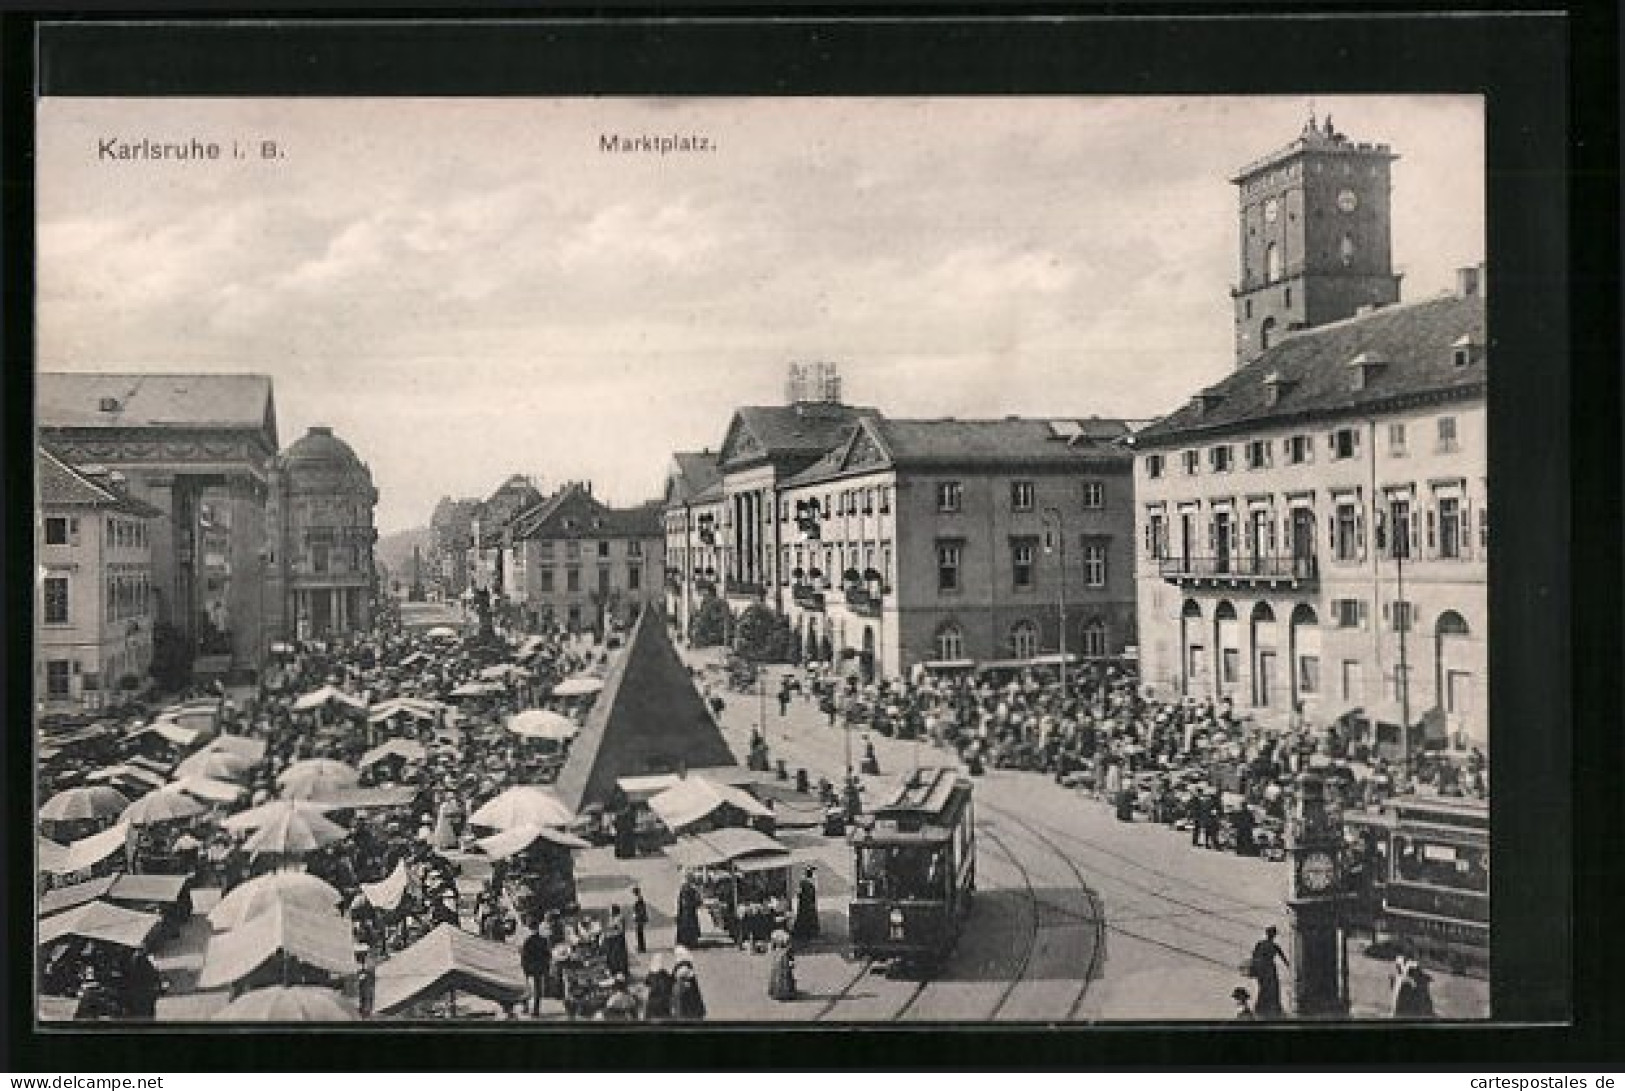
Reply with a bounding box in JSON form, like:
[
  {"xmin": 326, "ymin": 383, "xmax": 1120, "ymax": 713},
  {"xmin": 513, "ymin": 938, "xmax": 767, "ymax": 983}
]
[
  {"xmin": 1081, "ymin": 480, "xmax": 1105, "ymax": 509},
  {"xmin": 1332, "ymin": 599, "xmax": 1367, "ymax": 629},
  {"xmin": 1084, "ymin": 542, "xmax": 1107, "ymax": 587},
  {"xmin": 566, "ymin": 568, "xmax": 581, "ymax": 592},
  {"xmin": 1245, "ymin": 440, "xmax": 1272, "ymax": 470},
  {"xmin": 1012, "ymin": 541, "xmax": 1036, "ymax": 589},
  {"xmin": 1297, "ymin": 655, "xmax": 1321, "ymax": 695},
  {"xmin": 1265, "ymin": 242, "xmax": 1281, "ymax": 283},
  {"xmin": 1331, "ymin": 427, "xmax": 1360, "ymax": 460},
  {"xmin": 597, "ymin": 541, "xmax": 610, "ymax": 558},
  {"xmin": 1182, "ymin": 450, "xmax": 1200, "ymax": 476},
  {"xmin": 1145, "ymin": 454, "xmax": 1164, "ymax": 480},
  {"xmin": 566, "ymin": 541, "xmax": 581, "ymax": 560},
  {"xmin": 1438, "ymin": 496, "xmax": 1462, "ymax": 559},
  {"xmin": 43, "ymin": 576, "xmax": 69, "ymax": 624},
  {"xmin": 537, "ymin": 540, "xmax": 556, "ymax": 559},
  {"xmin": 936, "ymin": 543, "xmax": 962, "ymax": 593},
  {"xmin": 1284, "ymin": 285, "xmax": 1293, "ymax": 308},
  {"xmin": 1392, "ymin": 664, "xmax": 1411, "ymax": 703},
  {"xmin": 1244, "ymin": 299, "xmax": 1253, "ymax": 320},
  {"xmin": 540, "ymin": 569, "xmax": 555, "ymax": 593},
  {"xmin": 1222, "ymin": 647, "xmax": 1240, "ymax": 686},
  {"xmin": 1388, "ymin": 422, "xmax": 1408, "ymax": 455},
  {"xmin": 1341, "ymin": 660, "xmax": 1364, "ymax": 702},
  {"xmin": 863, "ymin": 489, "xmax": 875, "ymax": 515},
  {"xmin": 1287, "ymin": 435, "xmax": 1313, "ymax": 465},
  {"xmin": 1010, "ymin": 621, "xmax": 1039, "ymax": 660},
  {"xmin": 597, "ymin": 568, "xmax": 612, "ymax": 595},
  {"xmin": 46, "ymin": 660, "xmax": 71, "ymax": 698},
  {"xmin": 45, "ymin": 517, "xmax": 68, "ymax": 545},
  {"xmin": 311, "ymin": 544, "xmax": 329, "ymax": 573},
  {"xmin": 1010, "ymin": 481, "xmax": 1035, "ymax": 512},
  {"xmin": 628, "ymin": 566, "xmax": 642, "ymax": 591},
  {"xmin": 1080, "ymin": 620, "xmax": 1107, "ymax": 659},
  {"xmin": 1386, "ymin": 497, "xmax": 1413, "ymax": 559},
  {"xmin": 1437, "ymin": 416, "xmax": 1459, "ymax": 453},
  {"xmin": 1146, "ymin": 513, "xmax": 1167, "ymax": 559},
  {"xmin": 1479, "ymin": 503, "xmax": 1489, "ymax": 550},
  {"xmin": 1209, "ymin": 445, "xmax": 1234, "ymax": 472},
  {"xmin": 627, "ymin": 540, "xmax": 643, "ymax": 558},
  {"xmin": 879, "ymin": 488, "xmax": 892, "ymax": 514},
  {"xmin": 935, "ymin": 624, "xmax": 964, "ymax": 661},
  {"xmin": 1391, "ymin": 600, "xmax": 1414, "ymax": 633},
  {"xmin": 1334, "ymin": 502, "xmax": 1360, "ymax": 562},
  {"xmin": 936, "ymin": 482, "xmax": 962, "ymax": 513}
]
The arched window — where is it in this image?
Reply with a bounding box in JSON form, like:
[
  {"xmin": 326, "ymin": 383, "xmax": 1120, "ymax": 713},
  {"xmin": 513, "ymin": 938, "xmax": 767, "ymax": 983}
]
[
  {"xmin": 1436, "ymin": 610, "xmax": 1470, "ymax": 637},
  {"xmin": 1080, "ymin": 618, "xmax": 1108, "ymax": 658},
  {"xmin": 1010, "ymin": 620, "xmax": 1040, "ymax": 660},
  {"xmin": 934, "ymin": 622, "xmax": 964, "ymax": 662}
]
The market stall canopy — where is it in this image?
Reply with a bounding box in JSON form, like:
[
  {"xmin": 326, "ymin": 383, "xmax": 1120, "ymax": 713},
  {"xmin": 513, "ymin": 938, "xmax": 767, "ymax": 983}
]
[
  {"xmin": 367, "ymin": 698, "xmax": 443, "ymax": 724},
  {"xmin": 42, "ymin": 873, "xmax": 192, "ymax": 918},
  {"xmin": 360, "ymin": 738, "xmax": 428, "ymax": 768},
  {"xmin": 174, "ymin": 749, "xmax": 252, "ymax": 783},
  {"xmin": 157, "ymin": 705, "xmax": 219, "ymax": 734},
  {"xmin": 38, "ymin": 836, "xmax": 68, "ymax": 874},
  {"xmin": 505, "ymin": 709, "xmax": 577, "ymax": 741},
  {"xmin": 554, "ymin": 608, "xmax": 736, "ymax": 815},
  {"xmin": 170, "ymin": 776, "xmax": 247, "ymax": 806},
  {"xmin": 38, "ymin": 899, "xmax": 160, "ymax": 951},
  {"xmin": 649, "ymin": 777, "xmax": 773, "ymax": 833},
  {"xmin": 278, "ymin": 758, "xmax": 361, "ymax": 789},
  {"xmin": 223, "ymin": 800, "xmax": 336, "ymax": 832},
  {"xmin": 311, "ymin": 786, "xmax": 419, "ymax": 811},
  {"xmin": 550, "ymin": 676, "xmax": 604, "ymax": 698},
  {"xmin": 206, "ymin": 735, "xmax": 269, "ymax": 764},
  {"xmin": 424, "ymin": 626, "xmax": 459, "ymax": 641},
  {"xmin": 616, "ymin": 773, "xmax": 683, "ymax": 804},
  {"xmin": 121, "ymin": 788, "xmax": 207, "ymax": 826},
  {"xmin": 664, "ymin": 827, "xmax": 791, "ymax": 870},
  {"xmin": 84, "ymin": 764, "xmax": 167, "ymax": 795},
  {"xmin": 449, "ymin": 681, "xmax": 503, "ymax": 699},
  {"xmin": 214, "ymin": 985, "xmax": 359, "ymax": 1022},
  {"xmin": 359, "ymin": 861, "xmax": 409, "ymax": 912},
  {"xmin": 38, "ymin": 875, "xmax": 117, "ymax": 918},
  {"xmin": 468, "ymin": 786, "xmax": 572, "ymax": 831},
  {"xmin": 242, "ymin": 808, "xmax": 350, "ymax": 858},
  {"xmin": 292, "ymin": 685, "xmax": 368, "ymax": 714},
  {"xmin": 40, "ymin": 785, "xmax": 132, "ymax": 823},
  {"xmin": 127, "ymin": 722, "xmax": 200, "ymax": 749},
  {"xmin": 198, "ymin": 900, "xmax": 355, "ymax": 989},
  {"xmin": 474, "ymin": 823, "xmax": 591, "ymax": 860},
  {"xmin": 210, "ymin": 871, "xmax": 342, "ymax": 931},
  {"xmin": 45, "ymin": 822, "xmax": 131, "ymax": 876},
  {"xmin": 479, "ymin": 664, "xmax": 529, "ymax": 681},
  {"xmin": 373, "ymin": 923, "xmax": 527, "ymax": 1016}
]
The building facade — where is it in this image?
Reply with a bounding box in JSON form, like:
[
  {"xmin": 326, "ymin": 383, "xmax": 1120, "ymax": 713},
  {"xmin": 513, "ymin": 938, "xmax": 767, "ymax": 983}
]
[
  {"xmin": 263, "ymin": 426, "xmax": 380, "ymax": 641},
  {"xmin": 466, "ymin": 474, "xmax": 544, "ymax": 600},
  {"xmin": 38, "ymin": 373, "xmax": 280, "ymax": 673},
  {"xmin": 1134, "ymin": 285, "xmax": 1487, "ymax": 748},
  {"xmin": 427, "ymin": 497, "xmax": 480, "ymax": 601},
  {"xmin": 35, "ymin": 448, "xmax": 161, "ymax": 712},
  {"xmin": 662, "ymin": 451, "xmax": 726, "ymax": 636},
  {"xmin": 502, "ymin": 482, "xmax": 665, "ymax": 633}
]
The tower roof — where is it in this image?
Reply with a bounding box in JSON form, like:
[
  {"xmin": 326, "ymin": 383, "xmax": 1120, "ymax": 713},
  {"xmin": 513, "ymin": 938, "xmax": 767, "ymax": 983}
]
[
  {"xmin": 1230, "ymin": 117, "xmax": 1397, "ymax": 184},
  {"xmin": 278, "ymin": 425, "xmax": 375, "ymax": 493}
]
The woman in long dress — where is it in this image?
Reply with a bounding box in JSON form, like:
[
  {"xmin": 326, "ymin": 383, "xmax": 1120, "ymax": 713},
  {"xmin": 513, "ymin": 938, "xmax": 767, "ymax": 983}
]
[
  {"xmin": 767, "ymin": 930, "xmax": 797, "ymax": 1001},
  {"xmin": 675, "ymin": 880, "xmax": 703, "ymax": 948}
]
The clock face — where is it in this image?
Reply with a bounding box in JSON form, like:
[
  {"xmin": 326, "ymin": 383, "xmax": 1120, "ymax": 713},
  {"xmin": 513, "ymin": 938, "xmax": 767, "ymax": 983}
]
[
  {"xmin": 1299, "ymin": 851, "xmax": 1337, "ymax": 893},
  {"xmin": 1263, "ymin": 198, "xmax": 1280, "ymax": 224},
  {"xmin": 1337, "ymin": 188, "xmax": 1359, "ymax": 213}
]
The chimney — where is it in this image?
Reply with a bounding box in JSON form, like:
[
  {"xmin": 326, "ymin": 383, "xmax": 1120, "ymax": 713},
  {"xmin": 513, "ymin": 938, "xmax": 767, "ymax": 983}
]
[{"xmin": 1455, "ymin": 265, "xmax": 1482, "ymax": 298}]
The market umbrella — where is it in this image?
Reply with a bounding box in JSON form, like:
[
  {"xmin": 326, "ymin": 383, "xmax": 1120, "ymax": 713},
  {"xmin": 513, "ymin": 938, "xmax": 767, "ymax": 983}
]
[
  {"xmin": 174, "ymin": 749, "xmax": 252, "ymax": 782},
  {"xmin": 84, "ymin": 764, "xmax": 168, "ymax": 796},
  {"xmin": 242, "ymin": 808, "xmax": 349, "ymax": 859},
  {"xmin": 209, "ymin": 871, "xmax": 342, "ymax": 931},
  {"xmin": 40, "ymin": 785, "xmax": 131, "ymax": 824},
  {"xmin": 358, "ymin": 861, "xmax": 409, "ymax": 913},
  {"xmin": 425, "ymin": 626, "xmax": 459, "ymax": 641},
  {"xmin": 359, "ymin": 738, "xmax": 428, "ymax": 768},
  {"xmin": 505, "ymin": 709, "xmax": 577, "ymax": 742},
  {"xmin": 467, "ymin": 786, "xmax": 572, "ymax": 831},
  {"xmin": 373, "ymin": 923, "xmax": 527, "ymax": 1016},
  {"xmin": 292, "ymin": 685, "xmax": 368, "ymax": 714},
  {"xmin": 280, "ymin": 767, "xmax": 363, "ymax": 802},
  {"xmin": 198, "ymin": 900, "xmax": 356, "ymax": 990},
  {"xmin": 449, "ymin": 681, "xmax": 502, "ymax": 699},
  {"xmin": 277, "ymin": 759, "xmax": 361, "ymax": 790},
  {"xmin": 478, "ymin": 664, "xmax": 524, "ymax": 681},
  {"xmin": 120, "ymin": 788, "xmax": 207, "ymax": 827},
  {"xmin": 213, "ymin": 986, "xmax": 359, "ymax": 1022},
  {"xmin": 38, "ymin": 836, "xmax": 68, "ymax": 873},
  {"xmin": 169, "ymin": 775, "xmax": 247, "ymax": 806},
  {"xmin": 649, "ymin": 777, "xmax": 773, "ymax": 833},
  {"xmin": 222, "ymin": 800, "xmax": 335, "ymax": 832},
  {"xmin": 38, "ymin": 900, "xmax": 160, "ymax": 951},
  {"xmin": 474, "ymin": 823, "xmax": 591, "ymax": 860},
  {"xmin": 43, "ymin": 823, "xmax": 132, "ymax": 877},
  {"xmin": 207, "ymin": 734, "xmax": 269, "ymax": 763},
  {"xmin": 550, "ymin": 676, "xmax": 604, "ymax": 698}
]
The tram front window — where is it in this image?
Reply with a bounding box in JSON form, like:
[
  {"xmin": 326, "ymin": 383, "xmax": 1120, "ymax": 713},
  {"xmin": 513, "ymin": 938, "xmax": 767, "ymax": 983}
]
[
  {"xmin": 855, "ymin": 844, "xmax": 949, "ymax": 900},
  {"xmin": 1391, "ymin": 836, "xmax": 1489, "ymax": 894}
]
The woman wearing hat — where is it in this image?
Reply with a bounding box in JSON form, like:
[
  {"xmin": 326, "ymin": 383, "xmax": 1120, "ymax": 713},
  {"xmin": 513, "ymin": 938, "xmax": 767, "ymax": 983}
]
[
  {"xmin": 642, "ymin": 954, "xmax": 674, "ymax": 1022},
  {"xmin": 671, "ymin": 950, "xmax": 707, "ymax": 1022},
  {"xmin": 767, "ymin": 930, "xmax": 798, "ymax": 1001},
  {"xmin": 793, "ymin": 866, "xmax": 820, "ymax": 941}
]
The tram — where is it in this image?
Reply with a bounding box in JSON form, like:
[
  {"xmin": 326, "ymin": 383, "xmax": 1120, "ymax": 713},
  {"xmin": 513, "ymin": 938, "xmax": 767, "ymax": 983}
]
[
  {"xmin": 847, "ymin": 767, "xmax": 975, "ymax": 963},
  {"xmin": 1341, "ymin": 795, "xmax": 1489, "ymax": 975}
]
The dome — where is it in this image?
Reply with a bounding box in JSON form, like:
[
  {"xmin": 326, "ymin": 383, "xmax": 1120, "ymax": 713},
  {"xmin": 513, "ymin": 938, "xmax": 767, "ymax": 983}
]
[{"xmin": 279, "ymin": 426, "xmax": 375, "ymax": 494}]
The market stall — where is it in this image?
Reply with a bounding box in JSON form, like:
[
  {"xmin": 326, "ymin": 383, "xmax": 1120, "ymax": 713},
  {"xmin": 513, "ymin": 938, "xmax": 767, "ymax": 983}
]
[
  {"xmin": 373, "ymin": 923, "xmax": 527, "ymax": 1018},
  {"xmin": 665, "ymin": 828, "xmax": 796, "ymax": 947},
  {"xmin": 473, "ymin": 822, "xmax": 589, "ymax": 920}
]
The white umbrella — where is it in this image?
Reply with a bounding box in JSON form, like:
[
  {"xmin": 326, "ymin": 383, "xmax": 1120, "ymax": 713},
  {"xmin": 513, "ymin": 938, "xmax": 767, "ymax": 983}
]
[
  {"xmin": 425, "ymin": 626, "xmax": 459, "ymax": 641},
  {"xmin": 242, "ymin": 809, "xmax": 349, "ymax": 858},
  {"xmin": 551, "ymin": 676, "xmax": 604, "ymax": 698},
  {"xmin": 209, "ymin": 871, "xmax": 342, "ymax": 931},
  {"xmin": 505, "ymin": 709, "xmax": 577, "ymax": 741},
  {"xmin": 449, "ymin": 681, "xmax": 502, "ymax": 698},
  {"xmin": 40, "ymin": 786, "xmax": 131, "ymax": 824},
  {"xmin": 223, "ymin": 800, "xmax": 336, "ymax": 833},
  {"xmin": 121, "ymin": 789, "xmax": 207, "ymax": 826},
  {"xmin": 277, "ymin": 759, "xmax": 361, "ymax": 789},
  {"xmin": 468, "ymin": 786, "xmax": 572, "ymax": 831},
  {"xmin": 359, "ymin": 738, "xmax": 428, "ymax": 768},
  {"xmin": 174, "ymin": 749, "xmax": 252, "ymax": 782},
  {"xmin": 169, "ymin": 776, "xmax": 247, "ymax": 806},
  {"xmin": 214, "ymin": 986, "xmax": 358, "ymax": 1022}
]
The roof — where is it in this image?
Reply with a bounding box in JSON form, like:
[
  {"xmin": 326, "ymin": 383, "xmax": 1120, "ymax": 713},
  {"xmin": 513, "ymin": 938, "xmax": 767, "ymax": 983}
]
[
  {"xmin": 374, "ymin": 923, "xmax": 527, "ymax": 1016},
  {"xmin": 720, "ymin": 403, "xmax": 878, "ymax": 470},
  {"xmin": 874, "ymin": 767, "xmax": 968, "ymax": 820},
  {"xmin": 1230, "ymin": 122, "xmax": 1397, "ymax": 185},
  {"xmin": 37, "ymin": 447, "xmax": 164, "ymax": 518},
  {"xmin": 509, "ymin": 484, "xmax": 662, "ymax": 542},
  {"xmin": 39, "ymin": 372, "xmax": 278, "ymax": 446},
  {"xmin": 38, "ymin": 899, "xmax": 161, "ymax": 951},
  {"xmin": 277, "ymin": 426, "xmax": 374, "ymax": 494},
  {"xmin": 553, "ymin": 607, "xmax": 738, "ymax": 814},
  {"xmin": 664, "ymin": 828, "xmax": 790, "ymax": 869},
  {"xmin": 667, "ymin": 451, "xmax": 723, "ymax": 506},
  {"xmin": 784, "ymin": 414, "xmax": 1132, "ymax": 488},
  {"xmin": 197, "ymin": 900, "xmax": 354, "ymax": 989},
  {"xmin": 1135, "ymin": 293, "xmax": 1487, "ymax": 447},
  {"xmin": 648, "ymin": 776, "xmax": 773, "ymax": 832}
]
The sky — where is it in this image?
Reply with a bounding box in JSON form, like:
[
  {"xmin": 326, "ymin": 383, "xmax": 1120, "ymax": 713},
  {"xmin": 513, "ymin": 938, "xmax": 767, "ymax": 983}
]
[{"xmin": 37, "ymin": 96, "xmax": 1483, "ymax": 533}]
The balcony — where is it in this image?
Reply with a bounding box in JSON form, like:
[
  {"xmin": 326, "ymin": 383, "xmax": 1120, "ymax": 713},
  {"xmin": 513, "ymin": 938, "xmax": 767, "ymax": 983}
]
[
  {"xmin": 725, "ymin": 579, "xmax": 765, "ymax": 599},
  {"xmin": 1158, "ymin": 554, "xmax": 1318, "ymax": 590},
  {"xmin": 843, "ymin": 586, "xmax": 884, "ymax": 618},
  {"xmin": 791, "ymin": 585, "xmax": 826, "ymax": 612}
]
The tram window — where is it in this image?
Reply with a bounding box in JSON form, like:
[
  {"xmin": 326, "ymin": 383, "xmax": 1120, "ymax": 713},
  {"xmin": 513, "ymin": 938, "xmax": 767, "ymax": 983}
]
[
  {"xmin": 856, "ymin": 844, "xmax": 949, "ymax": 900},
  {"xmin": 1391, "ymin": 836, "xmax": 1488, "ymax": 894}
]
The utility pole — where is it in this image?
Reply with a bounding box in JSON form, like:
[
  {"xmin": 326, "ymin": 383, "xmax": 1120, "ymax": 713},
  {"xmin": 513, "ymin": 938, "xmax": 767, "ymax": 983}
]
[{"xmin": 1042, "ymin": 507, "xmax": 1069, "ymax": 697}]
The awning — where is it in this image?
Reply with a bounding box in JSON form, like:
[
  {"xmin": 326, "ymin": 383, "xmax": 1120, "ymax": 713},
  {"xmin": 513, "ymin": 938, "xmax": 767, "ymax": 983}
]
[
  {"xmin": 129, "ymin": 722, "xmax": 200, "ymax": 748},
  {"xmin": 474, "ymin": 823, "xmax": 591, "ymax": 860},
  {"xmin": 39, "ymin": 875, "xmax": 118, "ymax": 918},
  {"xmin": 292, "ymin": 685, "xmax": 368, "ymax": 713},
  {"xmin": 39, "ymin": 899, "xmax": 161, "ymax": 950},
  {"xmin": 311, "ymin": 786, "xmax": 419, "ymax": 811},
  {"xmin": 198, "ymin": 900, "xmax": 355, "ymax": 989},
  {"xmin": 649, "ymin": 777, "xmax": 773, "ymax": 833},
  {"xmin": 47, "ymin": 823, "xmax": 131, "ymax": 876},
  {"xmin": 170, "ymin": 775, "xmax": 247, "ymax": 806},
  {"xmin": 360, "ymin": 739, "xmax": 428, "ymax": 768},
  {"xmin": 373, "ymin": 923, "xmax": 527, "ymax": 1016},
  {"xmin": 110, "ymin": 873, "xmax": 192, "ymax": 907},
  {"xmin": 359, "ymin": 861, "xmax": 409, "ymax": 913},
  {"xmin": 616, "ymin": 774, "xmax": 683, "ymax": 804},
  {"xmin": 664, "ymin": 828, "xmax": 790, "ymax": 870},
  {"xmin": 37, "ymin": 836, "xmax": 68, "ymax": 874},
  {"xmin": 207, "ymin": 735, "xmax": 269, "ymax": 764}
]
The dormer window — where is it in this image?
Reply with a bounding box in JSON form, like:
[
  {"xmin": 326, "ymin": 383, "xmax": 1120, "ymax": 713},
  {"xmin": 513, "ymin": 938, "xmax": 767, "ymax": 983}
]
[
  {"xmin": 1191, "ymin": 391, "xmax": 1226, "ymax": 416},
  {"xmin": 1452, "ymin": 334, "xmax": 1479, "ymax": 368},
  {"xmin": 1262, "ymin": 371, "xmax": 1297, "ymax": 407},
  {"xmin": 98, "ymin": 397, "xmax": 121, "ymax": 413},
  {"xmin": 1346, "ymin": 351, "xmax": 1386, "ymax": 392}
]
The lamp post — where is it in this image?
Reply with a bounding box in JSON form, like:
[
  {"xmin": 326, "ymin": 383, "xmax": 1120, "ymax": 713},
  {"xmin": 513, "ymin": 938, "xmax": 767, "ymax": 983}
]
[{"xmin": 1041, "ymin": 507, "xmax": 1069, "ymax": 697}]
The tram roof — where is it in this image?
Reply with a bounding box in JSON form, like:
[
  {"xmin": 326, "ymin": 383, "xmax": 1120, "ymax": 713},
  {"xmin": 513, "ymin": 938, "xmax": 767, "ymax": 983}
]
[{"xmin": 873, "ymin": 768, "xmax": 967, "ymax": 821}]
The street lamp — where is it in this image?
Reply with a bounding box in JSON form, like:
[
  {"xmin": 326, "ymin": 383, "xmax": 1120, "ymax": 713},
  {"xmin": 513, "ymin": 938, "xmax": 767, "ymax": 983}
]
[{"xmin": 1041, "ymin": 506, "xmax": 1069, "ymax": 697}]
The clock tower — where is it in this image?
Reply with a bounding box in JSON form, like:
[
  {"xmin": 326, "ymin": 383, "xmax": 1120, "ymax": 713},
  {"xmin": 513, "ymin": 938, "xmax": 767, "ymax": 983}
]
[
  {"xmin": 1231, "ymin": 114, "xmax": 1403, "ymax": 366},
  {"xmin": 1286, "ymin": 771, "xmax": 1351, "ymax": 1017}
]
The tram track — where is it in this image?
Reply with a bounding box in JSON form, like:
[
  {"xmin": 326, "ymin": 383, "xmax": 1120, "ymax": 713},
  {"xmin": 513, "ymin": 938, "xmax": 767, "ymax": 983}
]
[{"xmin": 977, "ymin": 829, "xmax": 1043, "ymax": 1021}]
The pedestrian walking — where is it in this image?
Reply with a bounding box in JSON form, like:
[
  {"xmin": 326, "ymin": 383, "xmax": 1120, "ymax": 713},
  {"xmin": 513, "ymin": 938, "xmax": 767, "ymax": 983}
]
[
  {"xmin": 1391, "ymin": 958, "xmax": 1435, "ymax": 1019},
  {"xmin": 1248, "ymin": 925, "xmax": 1290, "ymax": 1018},
  {"xmin": 630, "ymin": 886, "xmax": 649, "ymax": 953},
  {"xmin": 603, "ymin": 904, "xmax": 630, "ymax": 978},
  {"xmin": 520, "ymin": 919, "xmax": 551, "ymax": 1017},
  {"xmin": 793, "ymin": 866, "xmax": 820, "ymax": 941},
  {"xmin": 767, "ymin": 930, "xmax": 798, "ymax": 1001},
  {"xmin": 676, "ymin": 879, "xmax": 703, "ymax": 949}
]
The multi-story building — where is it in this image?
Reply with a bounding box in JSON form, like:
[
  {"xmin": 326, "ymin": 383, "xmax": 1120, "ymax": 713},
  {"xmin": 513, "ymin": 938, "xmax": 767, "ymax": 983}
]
[
  {"xmin": 662, "ymin": 451, "xmax": 725, "ymax": 635},
  {"xmin": 35, "ymin": 447, "xmax": 161, "ymax": 712},
  {"xmin": 37, "ymin": 372, "xmax": 280, "ymax": 673},
  {"xmin": 502, "ymin": 482, "xmax": 665, "ymax": 633},
  {"xmin": 428, "ymin": 496, "xmax": 480, "ymax": 600},
  {"xmin": 263, "ymin": 426, "xmax": 380, "ymax": 640},
  {"xmin": 1134, "ymin": 125, "xmax": 1485, "ymax": 750},
  {"xmin": 463, "ymin": 474, "xmax": 544, "ymax": 599}
]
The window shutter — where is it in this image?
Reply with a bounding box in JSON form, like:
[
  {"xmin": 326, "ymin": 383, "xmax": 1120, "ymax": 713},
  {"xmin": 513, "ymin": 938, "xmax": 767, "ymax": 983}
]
[
  {"xmin": 1425, "ymin": 509, "xmax": 1437, "ymax": 554},
  {"xmin": 1461, "ymin": 498, "xmax": 1473, "ymax": 558},
  {"xmin": 1352, "ymin": 430, "xmax": 1361, "ymax": 452},
  {"xmin": 1355, "ymin": 508, "xmax": 1365, "ymax": 554},
  {"xmin": 1327, "ymin": 513, "xmax": 1336, "ymax": 550},
  {"xmin": 1358, "ymin": 600, "xmax": 1370, "ymax": 629},
  {"xmin": 1207, "ymin": 522, "xmax": 1215, "ymax": 552}
]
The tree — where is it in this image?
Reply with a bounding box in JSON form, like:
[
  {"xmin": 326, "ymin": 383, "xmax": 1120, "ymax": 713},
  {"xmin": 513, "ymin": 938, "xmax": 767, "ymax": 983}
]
[
  {"xmin": 689, "ymin": 594, "xmax": 732, "ymax": 648},
  {"xmin": 733, "ymin": 603, "xmax": 785, "ymax": 663}
]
